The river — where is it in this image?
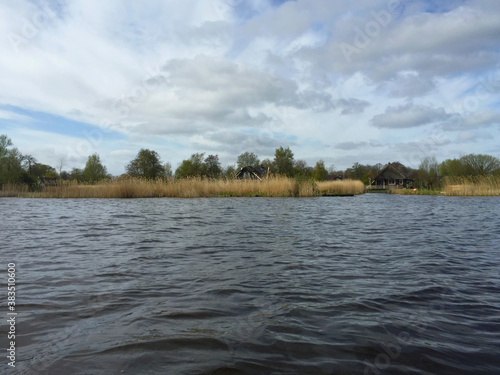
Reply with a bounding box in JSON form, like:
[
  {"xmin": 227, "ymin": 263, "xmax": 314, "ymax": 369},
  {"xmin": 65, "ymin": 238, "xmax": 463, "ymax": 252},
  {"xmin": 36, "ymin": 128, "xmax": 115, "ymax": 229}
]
[{"xmin": 1, "ymin": 194, "xmax": 499, "ymax": 374}]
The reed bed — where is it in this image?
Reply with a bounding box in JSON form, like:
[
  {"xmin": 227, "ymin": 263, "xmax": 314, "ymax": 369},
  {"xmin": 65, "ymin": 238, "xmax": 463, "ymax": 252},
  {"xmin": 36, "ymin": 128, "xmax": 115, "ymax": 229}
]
[
  {"xmin": 317, "ymin": 179, "xmax": 365, "ymax": 196},
  {"xmin": 442, "ymin": 176, "xmax": 500, "ymax": 196},
  {"xmin": 1, "ymin": 177, "xmax": 366, "ymax": 198},
  {"xmin": 0, "ymin": 183, "xmax": 30, "ymax": 197}
]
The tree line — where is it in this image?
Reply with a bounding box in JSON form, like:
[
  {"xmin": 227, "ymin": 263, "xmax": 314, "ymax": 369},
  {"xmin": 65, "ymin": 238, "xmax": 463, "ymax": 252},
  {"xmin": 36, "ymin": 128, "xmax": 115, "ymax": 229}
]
[
  {"xmin": 339, "ymin": 155, "xmax": 500, "ymax": 189},
  {"xmin": 1, "ymin": 134, "xmax": 499, "ymax": 189}
]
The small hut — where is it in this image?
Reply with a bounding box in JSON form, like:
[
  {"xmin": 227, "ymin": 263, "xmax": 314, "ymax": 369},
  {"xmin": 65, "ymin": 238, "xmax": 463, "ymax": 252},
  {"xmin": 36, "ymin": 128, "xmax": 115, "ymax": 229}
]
[
  {"xmin": 234, "ymin": 166, "xmax": 268, "ymax": 180},
  {"xmin": 369, "ymin": 163, "xmax": 413, "ymax": 190}
]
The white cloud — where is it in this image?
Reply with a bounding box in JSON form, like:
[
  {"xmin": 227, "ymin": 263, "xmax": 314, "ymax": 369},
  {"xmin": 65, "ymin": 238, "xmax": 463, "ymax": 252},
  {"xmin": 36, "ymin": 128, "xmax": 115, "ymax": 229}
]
[
  {"xmin": 371, "ymin": 104, "xmax": 451, "ymax": 128},
  {"xmin": 0, "ymin": 0, "xmax": 499, "ymax": 174},
  {"xmin": 449, "ymin": 111, "xmax": 500, "ymax": 130},
  {"xmin": 0, "ymin": 109, "xmax": 30, "ymax": 122}
]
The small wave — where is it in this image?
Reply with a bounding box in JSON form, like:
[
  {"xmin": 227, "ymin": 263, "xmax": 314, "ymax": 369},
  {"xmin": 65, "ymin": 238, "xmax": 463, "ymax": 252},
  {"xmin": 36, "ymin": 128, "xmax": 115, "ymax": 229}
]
[
  {"xmin": 152, "ymin": 309, "xmax": 230, "ymax": 320},
  {"xmin": 98, "ymin": 337, "xmax": 229, "ymax": 353}
]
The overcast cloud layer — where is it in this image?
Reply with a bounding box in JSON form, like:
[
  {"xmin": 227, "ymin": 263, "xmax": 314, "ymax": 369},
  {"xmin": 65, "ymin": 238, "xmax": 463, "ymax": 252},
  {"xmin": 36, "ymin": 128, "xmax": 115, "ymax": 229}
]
[{"xmin": 1, "ymin": 0, "xmax": 499, "ymax": 174}]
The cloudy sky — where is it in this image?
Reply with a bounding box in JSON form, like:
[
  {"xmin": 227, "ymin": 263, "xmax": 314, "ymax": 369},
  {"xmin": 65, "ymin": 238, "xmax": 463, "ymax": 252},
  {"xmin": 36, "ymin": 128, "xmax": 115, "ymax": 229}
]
[{"xmin": 1, "ymin": 0, "xmax": 499, "ymax": 174}]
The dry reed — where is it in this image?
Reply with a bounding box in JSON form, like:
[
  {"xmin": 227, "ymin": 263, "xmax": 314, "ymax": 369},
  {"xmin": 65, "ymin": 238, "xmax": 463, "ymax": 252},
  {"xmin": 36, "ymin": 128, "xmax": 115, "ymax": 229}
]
[
  {"xmin": 0, "ymin": 183, "xmax": 30, "ymax": 197},
  {"xmin": 442, "ymin": 176, "xmax": 500, "ymax": 196},
  {"xmin": 1, "ymin": 177, "xmax": 366, "ymax": 198},
  {"xmin": 317, "ymin": 179, "xmax": 365, "ymax": 196}
]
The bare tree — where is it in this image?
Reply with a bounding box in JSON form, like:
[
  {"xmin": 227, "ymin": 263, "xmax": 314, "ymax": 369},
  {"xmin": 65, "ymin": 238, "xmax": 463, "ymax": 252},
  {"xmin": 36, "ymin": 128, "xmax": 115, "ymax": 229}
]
[{"xmin": 57, "ymin": 156, "xmax": 66, "ymax": 176}]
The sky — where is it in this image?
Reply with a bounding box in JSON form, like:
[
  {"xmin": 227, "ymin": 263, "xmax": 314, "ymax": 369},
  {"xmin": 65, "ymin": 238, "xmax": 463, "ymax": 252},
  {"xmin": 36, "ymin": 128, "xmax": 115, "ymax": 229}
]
[{"xmin": 0, "ymin": 0, "xmax": 499, "ymax": 175}]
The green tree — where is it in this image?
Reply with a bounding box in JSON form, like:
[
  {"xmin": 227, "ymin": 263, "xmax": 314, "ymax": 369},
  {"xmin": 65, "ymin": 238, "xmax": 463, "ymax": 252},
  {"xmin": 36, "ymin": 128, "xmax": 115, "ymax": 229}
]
[
  {"xmin": 349, "ymin": 162, "xmax": 363, "ymax": 180},
  {"xmin": 293, "ymin": 159, "xmax": 312, "ymax": 177},
  {"xmin": 439, "ymin": 154, "xmax": 500, "ymax": 178},
  {"xmin": 223, "ymin": 164, "xmax": 237, "ymax": 179},
  {"xmin": 459, "ymin": 154, "xmax": 500, "ymax": 176},
  {"xmin": 347, "ymin": 162, "xmax": 372, "ymax": 185},
  {"xmin": 127, "ymin": 149, "xmax": 166, "ymax": 179},
  {"xmin": 0, "ymin": 135, "xmax": 25, "ymax": 186},
  {"xmin": 236, "ymin": 152, "xmax": 260, "ymax": 169},
  {"xmin": 0, "ymin": 135, "xmax": 13, "ymax": 159},
  {"xmin": 440, "ymin": 158, "xmax": 464, "ymax": 177},
  {"xmin": 164, "ymin": 162, "xmax": 173, "ymax": 178},
  {"xmin": 22, "ymin": 154, "xmax": 37, "ymax": 174},
  {"xmin": 83, "ymin": 153, "xmax": 108, "ymax": 183},
  {"xmin": 31, "ymin": 163, "xmax": 58, "ymax": 179},
  {"xmin": 175, "ymin": 153, "xmax": 205, "ymax": 178},
  {"xmin": 60, "ymin": 170, "xmax": 70, "ymax": 180},
  {"xmin": 204, "ymin": 154, "xmax": 222, "ymax": 178},
  {"xmin": 312, "ymin": 160, "xmax": 328, "ymax": 181},
  {"xmin": 273, "ymin": 146, "xmax": 295, "ymax": 176},
  {"xmin": 261, "ymin": 158, "xmax": 274, "ymax": 174},
  {"xmin": 417, "ymin": 156, "xmax": 440, "ymax": 189},
  {"xmin": 69, "ymin": 168, "xmax": 84, "ymax": 182}
]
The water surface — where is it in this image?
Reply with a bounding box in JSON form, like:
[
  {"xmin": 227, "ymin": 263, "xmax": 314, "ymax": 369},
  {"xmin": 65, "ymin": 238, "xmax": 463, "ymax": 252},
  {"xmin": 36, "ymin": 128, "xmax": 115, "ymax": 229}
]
[{"xmin": 1, "ymin": 195, "xmax": 499, "ymax": 374}]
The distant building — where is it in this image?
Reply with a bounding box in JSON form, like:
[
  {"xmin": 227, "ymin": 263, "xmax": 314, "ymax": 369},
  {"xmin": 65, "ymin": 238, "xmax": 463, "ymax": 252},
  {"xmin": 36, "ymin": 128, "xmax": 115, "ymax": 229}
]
[
  {"xmin": 369, "ymin": 163, "xmax": 413, "ymax": 190},
  {"xmin": 327, "ymin": 173, "xmax": 344, "ymax": 181},
  {"xmin": 234, "ymin": 166, "xmax": 268, "ymax": 180},
  {"xmin": 39, "ymin": 176, "xmax": 58, "ymax": 187}
]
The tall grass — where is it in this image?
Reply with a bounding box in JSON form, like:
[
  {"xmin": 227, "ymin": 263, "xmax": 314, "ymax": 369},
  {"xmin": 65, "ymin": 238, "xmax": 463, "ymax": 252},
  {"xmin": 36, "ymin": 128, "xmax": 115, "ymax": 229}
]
[
  {"xmin": 317, "ymin": 180, "xmax": 365, "ymax": 196},
  {"xmin": 442, "ymin": 176, "xmax": 500, "ymax": 196},
  {"xmin": 0, "ymin": 177, "xmax": 366, "ymax": 198},
  {"xmin": 0, "ymin": 183, "xmax": 30, "ymax": 197}
]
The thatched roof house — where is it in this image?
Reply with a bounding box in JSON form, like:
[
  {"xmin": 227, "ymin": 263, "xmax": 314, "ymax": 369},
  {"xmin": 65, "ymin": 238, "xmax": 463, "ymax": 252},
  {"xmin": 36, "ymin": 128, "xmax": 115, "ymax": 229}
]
[
  {"xmin": 369, "ymin": 163, "xmax": 414, "ymax": 190},
  {"xmin": 234, "ymin": 166, "xmax": 268, "ymax": 180}
]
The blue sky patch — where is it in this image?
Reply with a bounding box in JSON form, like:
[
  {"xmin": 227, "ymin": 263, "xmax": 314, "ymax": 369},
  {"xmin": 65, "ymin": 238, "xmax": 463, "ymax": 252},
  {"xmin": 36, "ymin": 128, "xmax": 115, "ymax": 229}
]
[{"xmin": 0, "ymin": 105, "xmax": 125, "ymax": 141}]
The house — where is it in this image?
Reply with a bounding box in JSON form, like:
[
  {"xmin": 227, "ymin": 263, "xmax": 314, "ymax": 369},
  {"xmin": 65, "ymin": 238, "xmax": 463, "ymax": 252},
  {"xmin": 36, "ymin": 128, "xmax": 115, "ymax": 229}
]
[
  {"xmin": 234, "ymin": 166, "xmax": 268, "ymax": 180},
  {"xmin": 369, "ymin": 163, "xmax": 413, "ymax": 190},
  {"xmin": 327, "ymin": 173, "xmax": 344, "ymax": 181}
]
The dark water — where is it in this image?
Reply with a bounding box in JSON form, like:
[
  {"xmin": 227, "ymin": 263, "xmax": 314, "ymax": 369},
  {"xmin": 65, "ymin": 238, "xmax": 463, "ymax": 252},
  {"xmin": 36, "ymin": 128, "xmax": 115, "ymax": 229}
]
[{"xmin": 1, "ymin": 195, "xmax": 500, "ymax": 375}]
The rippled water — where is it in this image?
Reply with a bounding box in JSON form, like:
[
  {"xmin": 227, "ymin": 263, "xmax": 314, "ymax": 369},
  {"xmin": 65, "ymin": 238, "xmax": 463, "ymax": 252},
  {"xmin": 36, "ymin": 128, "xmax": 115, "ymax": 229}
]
[{"xmin": 1, "ymin": 195, "xmax": 500, "ymax": 375}]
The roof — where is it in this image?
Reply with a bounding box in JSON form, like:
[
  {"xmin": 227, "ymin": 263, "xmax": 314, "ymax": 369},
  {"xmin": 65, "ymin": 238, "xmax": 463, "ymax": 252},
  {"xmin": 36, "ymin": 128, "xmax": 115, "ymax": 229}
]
[
  {"xmin": 234, "ymin": 166, "xmax": 267, "ymax": 180},
  {"xmin": 373, "ymin": 163, "xmax": 411, "ymax": 180}
]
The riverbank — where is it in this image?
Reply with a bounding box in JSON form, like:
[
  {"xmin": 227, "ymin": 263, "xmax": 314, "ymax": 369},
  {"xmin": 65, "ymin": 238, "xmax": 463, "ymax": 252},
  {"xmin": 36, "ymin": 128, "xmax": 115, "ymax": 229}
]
[
  {"xmin": 368, "ymin": 176, "xmax": 500, "ymax": 196},
  {"xmin": 0, "ymin": 177, "xmax": 366, "ymax": 198},
  {"xmin": 441, "ymin": 176, "xmax": 500, "ymax": 196},
  {"xmin": 387, "ymin": 189, "xmax": 441, "ymax": 195}
]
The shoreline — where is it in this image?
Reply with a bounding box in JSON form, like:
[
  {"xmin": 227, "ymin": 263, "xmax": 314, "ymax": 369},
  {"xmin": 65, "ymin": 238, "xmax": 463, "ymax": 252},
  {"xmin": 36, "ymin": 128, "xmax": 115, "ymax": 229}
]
[
  {"xmin": 0, "ymin": 177, "xmax": 366, "ymax": 199},
  {"xmin": 367, "ymin": 176, "xmax": 500, "ymax": 197},
  {"xmin": 2, "ymin": 177, "xmax": 499, "ymax": 198}
]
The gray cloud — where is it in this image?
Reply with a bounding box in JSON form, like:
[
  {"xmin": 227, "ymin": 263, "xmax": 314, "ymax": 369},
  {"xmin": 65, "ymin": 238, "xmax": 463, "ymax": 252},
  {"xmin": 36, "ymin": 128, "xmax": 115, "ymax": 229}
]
[
  {"xmin": 190, "ymin": 130, "xmax": 294, "ymax": 163},
  {"xmin": 300, "ymin": 2, "xmax": 500, "ymax": 83},
  {"xmin": 380, "ymin": 73, "xmax": 436, "ymax": 98},
  {"xmin": 456, "ymin": 111, "xmax": 500, "ymax": 129},
  {"xmin": 121, "ymin": 55, "xmax": 372, "ymax": 137},
  {"xmin": 289, "ymin": 90, "xmax": 337, "ymax": 111},
  {"xmin": 1, "ymin": 0, "xmax": 499, "ymax": 175},
  {"xmin": 371, "ymin": 104, "xmax": 451, "ymax": 128},
  {"xmin": 335, "ymin": 98, "xmax": 370, "ymax": 115},
  {"xmin": 335, "ymin": 140, "xmax": 382, "ymax": 150}
]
